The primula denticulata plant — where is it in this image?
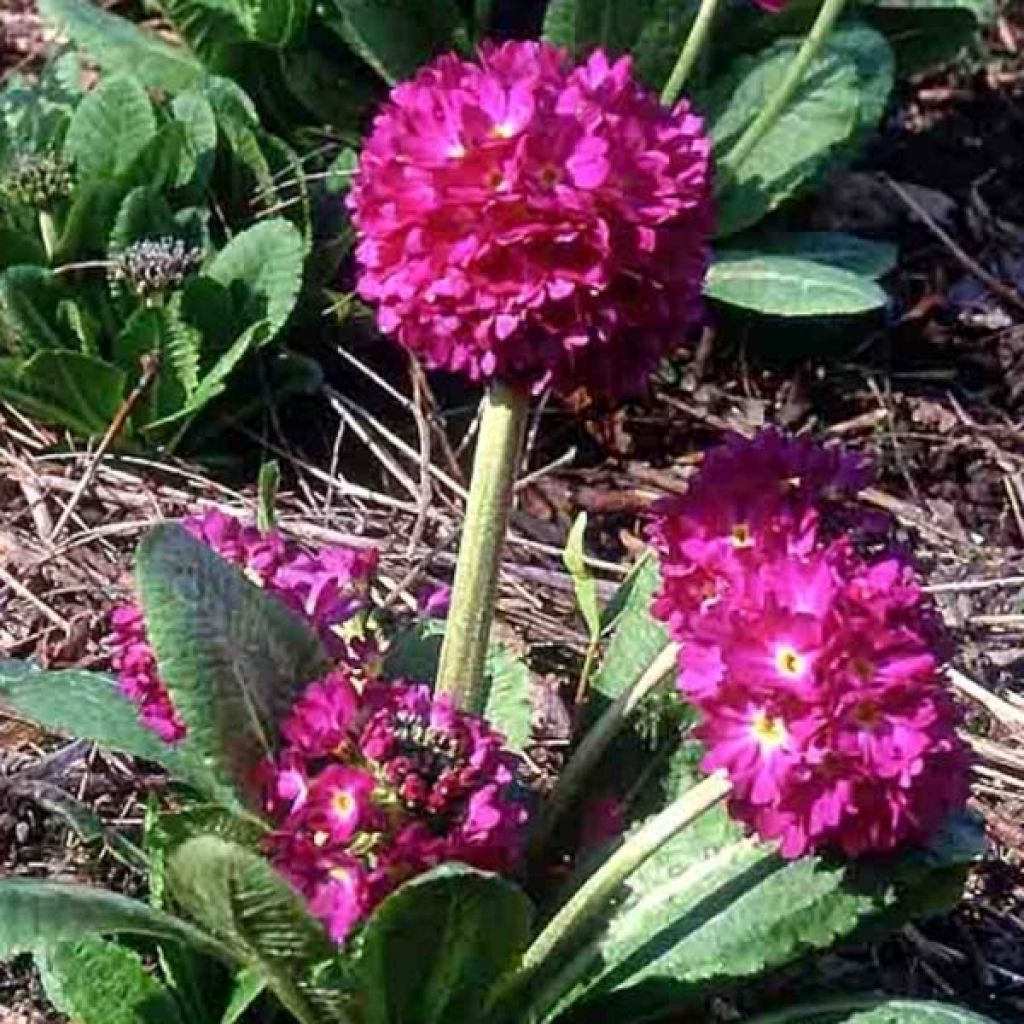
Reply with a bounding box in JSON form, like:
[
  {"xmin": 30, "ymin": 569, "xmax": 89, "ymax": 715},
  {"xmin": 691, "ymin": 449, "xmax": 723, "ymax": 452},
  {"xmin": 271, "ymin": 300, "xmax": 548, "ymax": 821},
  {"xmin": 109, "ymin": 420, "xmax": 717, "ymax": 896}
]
[{"xmin": 0, "ymin": 2, "xmax": 999, "ymax": 1024}]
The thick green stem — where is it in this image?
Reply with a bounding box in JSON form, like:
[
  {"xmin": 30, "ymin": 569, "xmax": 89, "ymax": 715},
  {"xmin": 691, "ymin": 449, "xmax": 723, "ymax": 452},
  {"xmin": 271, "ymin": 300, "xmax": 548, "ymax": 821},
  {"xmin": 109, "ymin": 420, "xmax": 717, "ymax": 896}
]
[
  {"xmin": 518, "ymin": 772, "xmax": 732, "ymax": 985},
  {"xmin": 531, "ymin": 641, "xmax": 679, "ymax": 857},
  {"xmin": 660, "ymin": 0, "xmax": 724, "ymax": 106},
  {"xmin": 436, "ymin": 381, "xmax": 529, "ymax": 712},
  {"xmin": 717, "ymin": 0, "xmax": 851, "ymax": 180},
  {"xmin": 38, "ymin": 211, "xmax": 57, "ymax": 263}
]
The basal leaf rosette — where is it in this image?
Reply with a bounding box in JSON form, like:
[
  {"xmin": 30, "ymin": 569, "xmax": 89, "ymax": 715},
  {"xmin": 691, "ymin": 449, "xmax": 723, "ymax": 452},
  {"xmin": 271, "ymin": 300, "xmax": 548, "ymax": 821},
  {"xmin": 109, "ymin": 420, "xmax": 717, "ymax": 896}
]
[
  {"xmin": 260, "ymin": 672, "xmax": 529, "ymax": 942},
  {"xmin": 649, "ymin": 431, "xmax": 972, "ymax": 859},
  {"xmin": 348, "ymin": 40, "xmax": 713, "ymax": 401},
  {"xmin": 108, "ymin": 510, "xmax": 378, "ymax": 743}
]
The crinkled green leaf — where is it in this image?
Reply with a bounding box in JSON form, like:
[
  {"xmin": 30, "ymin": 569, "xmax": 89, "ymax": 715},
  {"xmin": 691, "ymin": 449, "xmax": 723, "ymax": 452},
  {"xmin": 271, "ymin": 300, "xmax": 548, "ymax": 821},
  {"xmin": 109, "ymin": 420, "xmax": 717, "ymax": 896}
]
[
  {"xmin": 108, "ymin": 186, "xmax": 177, "ymax": 257},
  {"xmin": 171, "ymin": 90, "xmax": 219, "ymax": 190},
  {"xmin": 39, "ymin": 0, "xmax": 206, "ymax": 93},
  {"xmin": 354, "ymin": 864, "xmax": 533, "ymax": 1024},
  {"xmin": 0, "ymin": 877, "xmax": 225, "ymax": 961},
  {"xmin": 705, "ymin": 254, "xmax": 888, "ymax": 316},
  {"xmin": 64, "ymin": 75, "xmax": 157, "ymax": 181},
  {"xmin": 135, "ymin": 523, "xmax": 328, "ymax": 808},
  {"xmin": 0, "ymin": 229, "xmax": 46, "ymax": 272},
  {"xmin": 747, "ymin": 996, "xmax": 1001, "ymax": 1024},
  {"xmin": 166, "ymin": 836, "xmax": 350, "ymax": 1024},
  {"xmin": 0, "ymin": 662, "xmax": 225, "ymax": 797},
  {"xmin": 0, "ymin": 265, "xmax": 76, "ymax": 352},
  {"xmin": 542, "ymin": 0, "xmax": 650, "ymax": 55},
  {"xmin": 712, "ymin": 25, "xmax": 894, "ymax": 237},
  {"xmin": 203, "ymin": 218, "xmax": 304, "ymax": 339},
  {"xmin": 37, "ymin": 936, "xmax": 185, "ymax": 1024}
]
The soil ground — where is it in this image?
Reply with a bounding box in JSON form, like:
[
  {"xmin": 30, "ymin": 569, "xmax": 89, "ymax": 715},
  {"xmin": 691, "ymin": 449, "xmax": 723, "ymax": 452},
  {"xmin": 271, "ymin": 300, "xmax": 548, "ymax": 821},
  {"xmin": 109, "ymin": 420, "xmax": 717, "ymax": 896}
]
[{"xmin": 1, "ymin": 4, "xmax": 1023, "ymax": 1022}]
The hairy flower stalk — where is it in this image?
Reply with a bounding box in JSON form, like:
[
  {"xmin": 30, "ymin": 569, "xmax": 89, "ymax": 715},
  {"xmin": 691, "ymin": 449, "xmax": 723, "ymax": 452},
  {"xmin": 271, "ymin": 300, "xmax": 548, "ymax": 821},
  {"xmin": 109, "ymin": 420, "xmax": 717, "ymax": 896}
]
[
  {"xmin": 436, "ymin": 382, "xmax": 529, "ymax": 710},
  {"xmin": 349, "ymin": 40, "xmax": 712, "ymax": 709},
  {"xmin": 1, "ymin": 153, "xmax": 74, "ymax": 261},
  {"xmin": 719, "ymin": 0, "xmax": 851, "ymax": 181}
]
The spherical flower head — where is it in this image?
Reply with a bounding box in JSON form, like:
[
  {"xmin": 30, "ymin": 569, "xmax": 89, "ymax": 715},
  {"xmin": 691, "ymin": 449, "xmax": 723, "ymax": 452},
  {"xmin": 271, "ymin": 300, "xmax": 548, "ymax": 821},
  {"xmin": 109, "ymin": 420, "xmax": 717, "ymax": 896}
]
[
  {"xmin": 691, "ymin": 544, "xmax": 971, "ymax": 859},
  {"xmin": 263, "ymin": 675, "xmax": 529, "ymax": 943},
  {"xmin": 348, "ymin": 41, "xmax": 713, "ymax": 400},
  {"xmin": 106, "ymin": 510, "xmax": 378, "ymax": 743}
]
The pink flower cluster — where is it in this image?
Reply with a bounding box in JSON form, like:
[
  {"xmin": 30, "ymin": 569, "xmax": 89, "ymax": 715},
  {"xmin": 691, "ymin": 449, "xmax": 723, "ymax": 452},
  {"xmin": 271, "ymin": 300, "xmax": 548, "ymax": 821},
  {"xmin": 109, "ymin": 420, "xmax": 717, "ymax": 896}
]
[
  {"xmin": 349, "ymin": 41, "xmax": 712, "ymax": 399},
  {"xmin": 649, "ymin": 431, "xmax": 971, "ymax": 858},
  {"xmin": 261, "ymin": 671, "xmax": 527, "ymax": 942},
  {"xmin": 109, "ymin": 510, "xmax": 378, "ymax": 744}
]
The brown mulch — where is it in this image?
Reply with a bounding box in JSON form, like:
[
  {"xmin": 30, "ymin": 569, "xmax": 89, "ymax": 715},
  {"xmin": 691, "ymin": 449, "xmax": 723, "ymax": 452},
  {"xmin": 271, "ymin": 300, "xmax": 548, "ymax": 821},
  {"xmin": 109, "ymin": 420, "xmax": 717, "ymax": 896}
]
[{"xmin": 1, "ymin": 2, "xmax": 1024, "ymax": 1022}]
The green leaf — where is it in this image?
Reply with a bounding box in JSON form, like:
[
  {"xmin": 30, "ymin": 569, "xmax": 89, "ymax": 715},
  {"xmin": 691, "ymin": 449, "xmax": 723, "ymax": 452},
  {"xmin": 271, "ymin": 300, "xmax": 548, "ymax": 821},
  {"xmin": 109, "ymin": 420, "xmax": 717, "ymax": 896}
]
[
  {"xmin": 53, "ymin": 181, "xmax": 126, "ymax": 262},
  {"xmin": 711, "ymin": 25, "xmax": 894, "ymax": 238},
  {"xmin": 37, "ymin": 936, "xmax": 186, "ymax": 1024},
  {"xmin": 65, "ymin": 75, "xmax": 157, "ymax": 181},
  {"xmin": 0, "ymin": 229, "xmax": 46, "ymax": 272},
  {"xmin": 382, "ymin": 620, "xmax": 533, "ymax": 752},
  {"xmin": 109, "ymin": 187, "xmax": 177, "ymax": 257},
  {"xmin": 12, "ymin": 349, "xmax": 126, "ymax": 436},
  {"xmin": 39, "ymin": 0, "xmax": 206, "ymax": 93},
  {"xmin": 166, "ymin": 836, "xmax": 349, "ymax": 1024},
  {"xmin": 171, "ymin": 90, "xmax": 219, "ymax": 190},
  {"xmin": 718, "ymin": 231, "xmax": 898, "ymax": 279},
  {"xmin": 747, "ymin": 996, "xmax": 1001, "ymax": 1024},
  {"xmin": 551, "ymin": 802, "xmax": 984, "ymax": 1024},
  {"xmin": 203, "ymin": 219, "xmax": 304, "ymax": 340},
  {"xmin": 152, "ymin": 0, "xmax": 250, "ymax": 59},
  {"xmin": 257, "ymin": 459, "xmax": 280, "ymax": 532},
  {"xmin": 245, "ymin": 0, "xmax": 312, "ymax": 46},
  {"xmin": 0, "ymin": 877, "xmax": 226, "ymax": 960},
  {"xmin": 354, "ymin": 864, "xmax": 533, "ymax": 1024},
  {"xmin": 542, "ymin": 0, "xmax": 649, "ymax": 54},
  {"xmin": 321, "ymin": 0, "xmax": 464, "ymax": 83},
  {"xmin": 705, "ymin": 254, "xmax": 888, "ymax": 316},
  {"xmin": 135, "ymin": 523, "xmax": 328, "ymax": 807},
  {"xmin": 859, "ymin": 0, "xmax": 993, "ymax": 74},
  {"xmin": 563, "ymin": 513, "xmax": 601, "ymax": 644},
  {"xmin": 0, "ymin": 662, "xmax": 223, "ymax": 796},
  {"xmin": 221, "ymin": 966, "xmax": 268, "ymax": 1024},
  {"xmin": 119, "ymin": 122, "xmax": 188, "ymax": 192},
  {"xmin": 0, "ymin": 265, "xmax": 76, "ymax": 352},
  {"xmin": 592, "ymin": 556, "xmax": 669, "ymax": 703}
]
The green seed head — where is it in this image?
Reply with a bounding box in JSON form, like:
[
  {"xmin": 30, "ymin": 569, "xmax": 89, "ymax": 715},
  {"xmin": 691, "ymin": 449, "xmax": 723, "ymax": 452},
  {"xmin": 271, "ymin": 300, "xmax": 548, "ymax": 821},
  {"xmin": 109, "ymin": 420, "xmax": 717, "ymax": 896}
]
[{"xmin": 1, "ymin": 153, "xmax": 74, "ymax": 210}]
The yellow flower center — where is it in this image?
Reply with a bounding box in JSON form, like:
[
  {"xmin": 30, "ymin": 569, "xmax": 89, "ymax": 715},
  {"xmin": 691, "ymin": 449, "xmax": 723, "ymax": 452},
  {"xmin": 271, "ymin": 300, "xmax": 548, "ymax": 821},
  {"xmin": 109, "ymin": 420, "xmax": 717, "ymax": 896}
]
[
  {"xmin": 490, "ymin": 120, "xmax": 516, "ymax": 139},
  {"xmin": 332, "ymin": 791, "xmax": 356, "ymax": 817},
  {"xmin": 731, "ymin": 522, "xmax": 753, "ymax": 549},
  {"xmin": 750, "ymin": 709, "xmax": 788, "ymax": 751},
  {"xmin": 774, "ymin": 644, "xmax": 806, "ymax": 678}
]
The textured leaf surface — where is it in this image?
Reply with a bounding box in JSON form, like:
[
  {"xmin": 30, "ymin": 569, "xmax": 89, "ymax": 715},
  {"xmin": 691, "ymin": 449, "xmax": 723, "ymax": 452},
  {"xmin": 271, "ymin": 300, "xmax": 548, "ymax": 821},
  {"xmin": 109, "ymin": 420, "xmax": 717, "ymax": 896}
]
[
  {"xmin": 38, "ymin": 936, "xmax": 185, "ymax": 1024},
  {"xmin": 167, "ymin": 836, "xmax": 349, "ymax": 1024},
  {"xmin": 64, "ymin": 75, "xmax": 157, "ymax": 180},
  {"xmin": 322, "ymin": 0, "xmax": 463, "ymax": 83},
  {"xmin": 711, "ymin": 26, "xmax": 894, "ymax": 237},
  {"xmin": 542, "ymin": 0, "xmax": 649, "ymax": 55},
  {"xmin": 135, "ymin": 523, "xmax": 328, "ymax": 806},
  {"xmin": 39, "ymin": 0, "xmax": 206, "ymax": 92},
  {"xmin": 0, "ymin": 663, "xmax": 221, "ymax": 794},
  {"xmin": 0, "ymin": 266, "xmax": 75, "ymax": 352},
  {"xmin": 204, "ymin": 219, "xmax": 304, "ymax": 340},
  {"xmin": 354, "ymin": 865, "xmax": 533, "ymax": 1024},
  {"xmin": 554, "ymin": 798, "xmax": 984, "ymax": 1024},
  {"xmin": 109, "ymin": 187, "xmax": 177, "ymax": 256},
  {"xmin": 705, "ymin": 254, "xmax": 888, "ymax": 316},
  {"xmin": 0, "ymin": 878, "xmax": 222, "ymax": 960}
]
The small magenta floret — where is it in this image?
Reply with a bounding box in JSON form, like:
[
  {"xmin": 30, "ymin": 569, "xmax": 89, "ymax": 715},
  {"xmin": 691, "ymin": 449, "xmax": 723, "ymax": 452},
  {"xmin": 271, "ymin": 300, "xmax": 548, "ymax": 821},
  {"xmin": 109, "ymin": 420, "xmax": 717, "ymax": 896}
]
[
  {"xmin": 649, "ymin": 431, "xmax": 970, "ymax": 859},
  {"xmin": 108, "ymin": 510, "xmax": 377, "ymax": 743},
  {"xmin": 348, "ymin": 41, "xmax": 713, "ymax": 399},
  {"xmin": 262, "ymin": 672, "xmax": 528, "ymax": 942}
]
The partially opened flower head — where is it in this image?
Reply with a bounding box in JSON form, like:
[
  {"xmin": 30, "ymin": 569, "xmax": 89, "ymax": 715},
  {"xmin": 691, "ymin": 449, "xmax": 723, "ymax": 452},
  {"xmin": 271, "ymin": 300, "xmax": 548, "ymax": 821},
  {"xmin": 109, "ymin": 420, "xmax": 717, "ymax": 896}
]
[
  {"xmin": 108, "ymin": 510, "xmax": 378, "ymax": 744},
  {"xmin": 648, "ymin": 431, "xmax": 970, "ymax": 859},
  {"xmin": 263, "ymin": 673, "xmax": 529, "ymax": 942},
  {"xmin": 349, "ymin": 40, "xmax": 713, "ymax": 400}
]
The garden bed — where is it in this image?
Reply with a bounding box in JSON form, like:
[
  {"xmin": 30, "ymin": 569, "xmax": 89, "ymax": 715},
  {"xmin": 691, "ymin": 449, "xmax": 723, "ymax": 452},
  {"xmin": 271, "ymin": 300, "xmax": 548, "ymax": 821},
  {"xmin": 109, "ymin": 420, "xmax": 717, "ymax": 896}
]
[{"xmin": 1, "ymin": 2, "xmax": 1024, "ymax": 1022}]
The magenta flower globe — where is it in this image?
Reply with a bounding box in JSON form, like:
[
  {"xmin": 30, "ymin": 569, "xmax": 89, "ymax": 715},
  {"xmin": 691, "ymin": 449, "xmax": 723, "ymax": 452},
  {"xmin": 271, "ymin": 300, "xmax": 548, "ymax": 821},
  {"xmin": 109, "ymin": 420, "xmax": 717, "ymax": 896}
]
[
  {"xmin": 649, "ymin": 431, "xmax": 972, "ymax": 859},
  {"xmin": 262, "ymin": 672, "xmax": 529, "ymax": 942},
  {"xmin": 348, "ymin": 40, "xmax": 713, "ymax": 400}
]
